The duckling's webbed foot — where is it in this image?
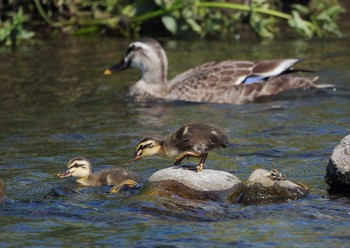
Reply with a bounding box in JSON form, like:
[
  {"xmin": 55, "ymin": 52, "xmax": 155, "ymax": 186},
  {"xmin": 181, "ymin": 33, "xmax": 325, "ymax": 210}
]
[
  {"xmin": 195, "ymin": 153, "xmax": 208, "ymax": 172},
  {"xmin": 181, "ymin": 163, "xmax": 204, "ymax": 171},
  {"xmin": 110, "ymin": 179, "xmax": 138, "ymax": 193}
]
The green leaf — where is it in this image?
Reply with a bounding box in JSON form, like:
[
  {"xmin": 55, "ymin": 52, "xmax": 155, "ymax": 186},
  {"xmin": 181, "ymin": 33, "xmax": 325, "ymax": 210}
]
[
  {"xmin": 288, "ymin": 10, "xmax": 313, "ymax": 37},
  {"xmin": 186, "ymin": 19, "xmax": 202, "ymax": 34},
  {"xmin": 161, "ymin": 15, "xmax": 177, "ymax": 34}
]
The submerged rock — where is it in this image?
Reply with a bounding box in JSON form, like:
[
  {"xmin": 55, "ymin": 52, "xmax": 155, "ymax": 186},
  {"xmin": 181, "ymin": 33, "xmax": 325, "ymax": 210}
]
[
  {"xmin": 139, "ymin": 166, "xmax": 244, "ymax": 202},
  {"xmin": 240, "ymin": 169, "xmax": 309, "ymax": 204},
  {"xmin": 325, "ymin": 134, "xmax": 350, "ymax": 190}
]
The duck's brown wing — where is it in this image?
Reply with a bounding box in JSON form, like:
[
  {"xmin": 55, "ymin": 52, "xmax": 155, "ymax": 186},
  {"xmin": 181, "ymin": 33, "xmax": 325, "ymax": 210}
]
[
  {"xmin": 166, "ymin": 59, "xmax": 326, "ymax": 104},
  {"xmin": 169, "ymin": 59, "xmax": 300, "ymax": 87},
  {"xmin": 169, "ymin": 60, "xmax": 255, "ymax": 88}
]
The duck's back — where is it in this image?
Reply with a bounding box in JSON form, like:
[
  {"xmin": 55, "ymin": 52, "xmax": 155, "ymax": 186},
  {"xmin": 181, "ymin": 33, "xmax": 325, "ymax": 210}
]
[
  {"xmin": 169, "ymin": 123, "xmax": 230, "ymax": 154},
  {"xmin": 94, "ymin": 168, "xmax": 139, "ymax": 186},
  {"xmin": 165, "ymin": 59, "xmax": 320, "ymax": 104}
]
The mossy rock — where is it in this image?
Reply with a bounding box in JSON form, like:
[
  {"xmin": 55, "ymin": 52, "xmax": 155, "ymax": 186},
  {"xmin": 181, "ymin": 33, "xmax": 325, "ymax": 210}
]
[{"xmin": 240, "ymin": 169, "xmax": 309, "ymax": 204}]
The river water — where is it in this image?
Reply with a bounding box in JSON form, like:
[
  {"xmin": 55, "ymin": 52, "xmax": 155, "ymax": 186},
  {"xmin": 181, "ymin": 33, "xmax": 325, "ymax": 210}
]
[{"xmin": 0, "ymin": 37, "xmax": 350, "ymax": 247}]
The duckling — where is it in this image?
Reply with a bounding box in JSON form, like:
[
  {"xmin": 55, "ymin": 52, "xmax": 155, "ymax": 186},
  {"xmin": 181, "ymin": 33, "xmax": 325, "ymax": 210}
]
[
  {"xmin": 267, "ymin": 169, "xmax": 287, "ymax": 181},
  {"xmin": 128, "ymin": 123, "xmax": 230, "ymax": 172},
  {"xmin": 104, "ymin": 37, "xmax": 333, "ymax": 104},
  {"xmin": 58, "ymin": 157, "xmax": 139, "ymax": 191}
]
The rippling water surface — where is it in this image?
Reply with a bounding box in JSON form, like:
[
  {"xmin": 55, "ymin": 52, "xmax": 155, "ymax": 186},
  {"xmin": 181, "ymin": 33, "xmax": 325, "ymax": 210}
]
[{"xmin": 0, "ymin": 37, "xmax": 350, "ymax": 247}]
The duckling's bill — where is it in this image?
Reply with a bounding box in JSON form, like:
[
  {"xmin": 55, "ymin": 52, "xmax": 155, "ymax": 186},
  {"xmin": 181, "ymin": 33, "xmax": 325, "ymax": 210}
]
[
  {"xmin": 128, "ymin": 152, "xmax": 142, "ymax": 163},
  {"xmin": 57, "ymin": 170, "xmax": 73, "ymax": 178}
]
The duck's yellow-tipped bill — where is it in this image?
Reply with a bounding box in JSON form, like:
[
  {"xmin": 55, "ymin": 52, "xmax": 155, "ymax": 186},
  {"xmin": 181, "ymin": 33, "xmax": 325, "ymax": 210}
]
[{"xmin": 104, "ymin": 69, "xmax": 112, "ymax": 75}]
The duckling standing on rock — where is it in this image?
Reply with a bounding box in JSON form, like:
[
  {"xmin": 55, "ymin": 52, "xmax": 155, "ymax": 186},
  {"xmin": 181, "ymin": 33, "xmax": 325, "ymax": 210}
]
[
  {"xmin": 104, "ymin": 37, "xmax": 333, "ymax": 104},
  {"xmin": 58, "ymin": 157, "xmax": 139, "ymax": 193},
  {"xmin": 128, "ymin": 123, "xmax": 230, "ymax": 172}
]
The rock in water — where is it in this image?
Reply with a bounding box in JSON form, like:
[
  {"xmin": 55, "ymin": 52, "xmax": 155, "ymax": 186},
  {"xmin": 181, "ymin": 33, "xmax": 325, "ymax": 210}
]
[
  {"xmin": 240, "ymin": 169, "xmax": 309, "ymax": 204},
  {"xmin": 325, "ymin": 134, "xmax": 350, "ymax": 190},
  {"xmin": 139, "ymin": 166, "xmax": 244, "ymax": 202}
]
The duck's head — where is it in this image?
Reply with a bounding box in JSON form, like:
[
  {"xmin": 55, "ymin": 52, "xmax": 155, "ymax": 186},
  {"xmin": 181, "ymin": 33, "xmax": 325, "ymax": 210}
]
[
  {"xmin": 58, "ymin": 156, "xmax": 92, "ymax": 179},
  {"xmin": 128, "ymin": 137, "xmax": 162, "ymax": 163},
  {"xmin": 104, "ymin": 38, "xmax": 168, "ymax": 83}
]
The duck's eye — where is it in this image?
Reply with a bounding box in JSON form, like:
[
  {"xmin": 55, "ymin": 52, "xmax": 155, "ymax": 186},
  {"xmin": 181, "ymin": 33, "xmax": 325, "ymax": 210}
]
[
  {"xmin": 71, "ymin": 163, "xmax": 83, "ymax": 168},
  {"xmin": 70, "ymin": 163, "xmax": 80, "ymax": 168},
  {"xmin": 126, "ymin": 45, "xmax": 134, "ymax": 55},
  {"xmin": 127, "ymin": 45, "xmax": 142, "ymax": 55},
  {"xmin": 139, "ymin": 144, "xmax": 154, "ymax": 150},
  {"xmin": 140, "ymin": 144, "xmax": 147, "ymax": 150}
]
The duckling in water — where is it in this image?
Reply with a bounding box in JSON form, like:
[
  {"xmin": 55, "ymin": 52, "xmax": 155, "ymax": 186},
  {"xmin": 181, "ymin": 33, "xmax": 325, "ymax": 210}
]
[
  {"xmin": 128, "ymin": 123, "xmax": 230, "ymax": 172},
  {"xmin": 58, "ymin": 157, "xmax": 139, "ymax": 192}
]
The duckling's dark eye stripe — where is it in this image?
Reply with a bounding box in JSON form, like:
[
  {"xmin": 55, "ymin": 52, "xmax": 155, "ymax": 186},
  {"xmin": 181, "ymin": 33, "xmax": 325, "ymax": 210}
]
[
  {"xmin": 70, "ymin": 162, "xmax": 84, "ymax": 168},
  {"xmin": 137, "ymin": 143, "xmax": 153, "ymax": 151}
]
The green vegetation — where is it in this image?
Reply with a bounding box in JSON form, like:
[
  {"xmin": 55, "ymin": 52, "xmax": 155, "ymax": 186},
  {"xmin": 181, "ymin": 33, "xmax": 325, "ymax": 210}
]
[
  {"xmin": 0, "ymin": 7, "xmax": 34, "ymax": 46},
  {"xmin": 0, "ymin": 0, "xmax": 345, "ymax": 45}
]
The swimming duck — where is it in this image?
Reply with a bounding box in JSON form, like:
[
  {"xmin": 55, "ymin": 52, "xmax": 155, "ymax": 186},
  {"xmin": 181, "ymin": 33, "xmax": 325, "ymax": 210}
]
[
  {"xmin": 104, "ymin": 37, "xmax": 333, "ymax": 104},
  {"xmin": 58, "ymin": 156, "xmax": 139, "ymax": 191},
  {"xmin": 128, "ymin": 123, "xmax": 230, "ymax": 172}
]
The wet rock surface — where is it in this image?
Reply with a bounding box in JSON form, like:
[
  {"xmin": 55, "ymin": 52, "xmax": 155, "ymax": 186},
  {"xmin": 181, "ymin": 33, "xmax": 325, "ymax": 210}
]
[
  {"xmin": 240, "ymin": 169, "xmax": 309, "ymax": 204},
  {"xmin": 325, "ymin": 134, "xmax": 350, "ymax": 190},
  {"xmin": 139, "ymin": 166, "xmax": 244, "ymax": 203}
]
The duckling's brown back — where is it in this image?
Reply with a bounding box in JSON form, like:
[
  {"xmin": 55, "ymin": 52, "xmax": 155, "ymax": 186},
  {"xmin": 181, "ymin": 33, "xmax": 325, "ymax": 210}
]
[
  {"xmin": 96, "ymin": 168, "xmax": 140, "ymax": 186},
  {"xmin": 173, "ymin": 123, "xmax": 230, "ymax": 153}
]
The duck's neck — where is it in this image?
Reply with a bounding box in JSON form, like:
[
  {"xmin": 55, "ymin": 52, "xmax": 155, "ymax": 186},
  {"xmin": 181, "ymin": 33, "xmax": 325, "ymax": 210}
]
[
  {"xmin": 142, "ymin": 62, "xmax": 168, "ymax": 85},
  {"xmin": 77, "ymin": 175, "xmax": 93, "ymax": 186},
  {"xmin": 161, "ymin": 136, "xmax": 180, "ymax": 158},
  {"xmin": 131, "ymin": 48, "xmax": 169, "ymax": 98},
  {"xmin": 131, "ymin": 79, "xmax": 167, "ymax": 98}
]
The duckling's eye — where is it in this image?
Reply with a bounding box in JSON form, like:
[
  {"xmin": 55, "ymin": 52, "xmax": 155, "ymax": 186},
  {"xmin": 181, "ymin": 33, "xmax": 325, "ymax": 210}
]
[
  {"xmin": 71, "ymin": 163, "xmax": 83, "ymax": 168},
  {"xmin": 139, "ymin": 144, "xmax": 154, "ymax": 150}
]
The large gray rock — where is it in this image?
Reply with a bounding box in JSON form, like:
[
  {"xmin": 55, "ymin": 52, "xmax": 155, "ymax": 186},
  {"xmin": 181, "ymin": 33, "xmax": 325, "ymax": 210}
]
[
  {"xmin": 325, "ymin": 134, "xmax": 350, "ymax": 190},
  {"xmin": 240, "ymin": 169, "xmax": 309, "ymax": 204},
  {"xmin": 139, "ymin": 166, "xmax": 244, "ymax": 202}
]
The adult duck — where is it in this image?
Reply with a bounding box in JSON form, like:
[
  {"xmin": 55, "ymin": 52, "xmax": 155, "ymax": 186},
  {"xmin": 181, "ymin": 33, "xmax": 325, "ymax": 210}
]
[{"xmin": 104, "ymin": 37, "xmax": 332, "ymax": 104}]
